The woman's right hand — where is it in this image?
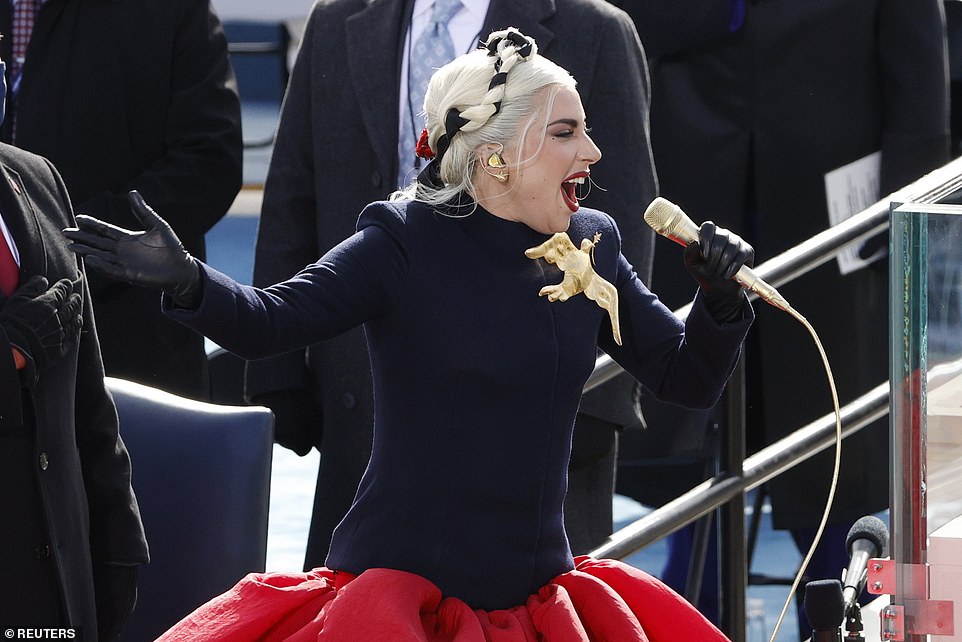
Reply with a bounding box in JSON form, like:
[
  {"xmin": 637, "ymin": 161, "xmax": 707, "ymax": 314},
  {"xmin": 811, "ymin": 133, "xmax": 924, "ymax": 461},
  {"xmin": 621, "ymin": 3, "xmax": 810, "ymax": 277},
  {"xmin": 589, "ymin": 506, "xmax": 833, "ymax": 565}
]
[{"xmin": 64, "ymin": 190, "xmax": 200, "ymax": 302}]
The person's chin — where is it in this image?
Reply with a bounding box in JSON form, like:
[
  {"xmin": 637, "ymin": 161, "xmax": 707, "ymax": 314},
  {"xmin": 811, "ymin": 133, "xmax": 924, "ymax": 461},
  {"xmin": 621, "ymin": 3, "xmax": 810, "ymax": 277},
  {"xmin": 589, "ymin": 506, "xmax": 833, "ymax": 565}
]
[{"xmin": 548, "ymin": 212, "xmax": 572, "ymax": 233}]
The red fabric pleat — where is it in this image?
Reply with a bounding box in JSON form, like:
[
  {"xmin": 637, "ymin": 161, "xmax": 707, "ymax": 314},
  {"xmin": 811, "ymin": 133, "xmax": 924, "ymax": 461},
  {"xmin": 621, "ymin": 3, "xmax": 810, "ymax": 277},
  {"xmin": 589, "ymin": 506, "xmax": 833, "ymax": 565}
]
[
  {"xmin": 156, "ymin": 557, "xmax": 731, "ymax": 642},
  {"xmin": 566, "ymin": 557, "xmax": 729, "ymax": 642}
]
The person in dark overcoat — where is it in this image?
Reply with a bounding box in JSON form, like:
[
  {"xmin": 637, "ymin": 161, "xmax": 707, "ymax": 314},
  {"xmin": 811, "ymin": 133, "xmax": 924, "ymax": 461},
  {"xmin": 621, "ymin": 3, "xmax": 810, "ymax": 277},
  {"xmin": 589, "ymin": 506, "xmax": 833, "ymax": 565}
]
[
  {"xmin": 0, "ymin": 0, "xmax": 243, "ymax": 400},
  {"xmin": 0, "ymin": 137, "xmax": 148, "ymax": 639},
  {"xmin": 245, "ymin": 0, "xmax": 659, "ymax": 568},
  {"xmin": 612, "ymin": 0, "xmax": 950, "ymax": 632}
]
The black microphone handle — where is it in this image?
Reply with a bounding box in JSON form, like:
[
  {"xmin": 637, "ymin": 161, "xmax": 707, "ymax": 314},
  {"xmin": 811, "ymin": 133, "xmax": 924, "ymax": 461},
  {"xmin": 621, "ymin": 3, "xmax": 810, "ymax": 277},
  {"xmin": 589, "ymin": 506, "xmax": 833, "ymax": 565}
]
[{"xmin": 804, "ymin": 579, "xmax": 844, "ymax": 642}]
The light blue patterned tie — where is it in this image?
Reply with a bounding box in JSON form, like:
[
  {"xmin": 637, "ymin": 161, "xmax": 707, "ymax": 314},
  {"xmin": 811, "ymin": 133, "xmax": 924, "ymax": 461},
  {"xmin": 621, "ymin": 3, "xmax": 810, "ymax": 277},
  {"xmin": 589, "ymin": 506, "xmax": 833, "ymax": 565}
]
[{"xmin": 397, "ymin": 0, "xmax": 462, "ymax": 188}]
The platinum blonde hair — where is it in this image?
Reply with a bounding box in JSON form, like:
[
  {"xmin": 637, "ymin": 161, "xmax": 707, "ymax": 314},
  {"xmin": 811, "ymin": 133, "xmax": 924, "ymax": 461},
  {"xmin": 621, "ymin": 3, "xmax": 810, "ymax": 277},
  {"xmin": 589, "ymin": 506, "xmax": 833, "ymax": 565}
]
[{"xmin": 391, "ymin": 29, "xmax": 576, "ymax": 208}]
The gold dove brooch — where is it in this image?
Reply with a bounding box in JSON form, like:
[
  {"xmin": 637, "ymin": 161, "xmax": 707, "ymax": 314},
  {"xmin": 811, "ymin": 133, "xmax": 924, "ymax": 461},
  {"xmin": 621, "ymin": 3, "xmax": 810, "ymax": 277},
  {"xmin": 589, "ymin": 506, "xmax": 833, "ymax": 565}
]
[{"xmin": 524, "ymin": 232, "xmax": 622, "ymax": 345}]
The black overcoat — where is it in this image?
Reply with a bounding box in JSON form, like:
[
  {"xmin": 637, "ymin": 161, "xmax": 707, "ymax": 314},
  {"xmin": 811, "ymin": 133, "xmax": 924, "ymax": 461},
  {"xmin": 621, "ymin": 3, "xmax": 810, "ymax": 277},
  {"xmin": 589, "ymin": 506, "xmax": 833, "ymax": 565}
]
[
  {"xmin": 617, "ymin": 0, "xmax": 950, "ymax": 526},
  {"xmin": 0, "ymin": 0, "xmax": 243, "ymax": 399},
  {"xmin": 0, "ymin": 143, "xmax": 148, "ymax": 635}
]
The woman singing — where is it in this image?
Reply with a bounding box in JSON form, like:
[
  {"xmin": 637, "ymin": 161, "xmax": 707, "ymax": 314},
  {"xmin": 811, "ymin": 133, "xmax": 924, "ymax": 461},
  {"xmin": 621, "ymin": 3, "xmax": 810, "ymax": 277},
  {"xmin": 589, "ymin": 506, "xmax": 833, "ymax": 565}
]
[{"xmin": 66, "ymin": 28, "xmax": 753, "ymax": 642}]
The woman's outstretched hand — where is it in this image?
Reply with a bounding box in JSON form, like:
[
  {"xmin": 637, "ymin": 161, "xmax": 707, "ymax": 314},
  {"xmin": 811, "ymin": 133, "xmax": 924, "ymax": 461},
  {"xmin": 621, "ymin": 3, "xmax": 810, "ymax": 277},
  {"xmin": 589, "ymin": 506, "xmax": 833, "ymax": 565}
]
[
  {"xmin": 64, "ymin": 191, "xmax": 200, "ymax": 304},
  {"xmin": 683, "ymin": 221, "xmax": 754, "ymax": 323}
]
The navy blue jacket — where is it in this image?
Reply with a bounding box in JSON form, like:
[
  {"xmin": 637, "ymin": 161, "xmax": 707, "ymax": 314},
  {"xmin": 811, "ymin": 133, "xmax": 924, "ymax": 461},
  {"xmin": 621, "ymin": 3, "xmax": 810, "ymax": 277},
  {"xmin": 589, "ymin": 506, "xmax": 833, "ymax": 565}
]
[
  {"xmin": 246, "ymin": 0, "xmax": 658, "ymax": 568},
  {"xmin": 166, "ymin": 201, "xmax": 751, "ymax": 609}
]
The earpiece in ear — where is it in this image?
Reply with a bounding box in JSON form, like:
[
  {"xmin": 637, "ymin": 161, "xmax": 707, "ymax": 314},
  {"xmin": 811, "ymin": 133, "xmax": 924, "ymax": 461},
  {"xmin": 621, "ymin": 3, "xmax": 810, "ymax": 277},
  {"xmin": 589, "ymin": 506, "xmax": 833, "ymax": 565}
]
[{"xmin": 486, "ymin": 152, "xmax": 508, "ymax": 183}]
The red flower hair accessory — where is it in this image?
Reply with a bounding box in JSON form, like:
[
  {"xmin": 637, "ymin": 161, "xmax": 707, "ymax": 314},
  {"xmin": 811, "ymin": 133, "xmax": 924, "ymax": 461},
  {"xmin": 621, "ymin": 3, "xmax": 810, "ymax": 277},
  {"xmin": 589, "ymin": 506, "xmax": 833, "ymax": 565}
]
[{"xmin": 415, "ymin": 128, "xmax": 435, "ymax": 160}]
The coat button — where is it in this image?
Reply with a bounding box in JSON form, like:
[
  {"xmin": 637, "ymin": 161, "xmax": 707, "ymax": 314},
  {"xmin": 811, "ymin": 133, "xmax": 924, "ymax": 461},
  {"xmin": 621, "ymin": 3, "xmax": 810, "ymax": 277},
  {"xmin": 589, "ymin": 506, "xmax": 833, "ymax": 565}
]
[
  {"xmin": 34, "ymin": 545, "xmax": 51, "ymax": 560},
  {"xmin": 341, "ymin": 393, "xmax": 356, "ymax": 409},
  {"xmin": 39, "ymin": 452, "xmax": 49, "ymax": 470},
  {"xmin": 370, "ymin": 171, "xmax": 382, "ymax": 187}
]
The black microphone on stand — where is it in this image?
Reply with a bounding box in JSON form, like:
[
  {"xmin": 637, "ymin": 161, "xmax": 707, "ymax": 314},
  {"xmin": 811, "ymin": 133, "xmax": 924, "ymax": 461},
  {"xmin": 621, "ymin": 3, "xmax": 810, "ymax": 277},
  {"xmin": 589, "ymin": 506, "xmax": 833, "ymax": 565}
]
[
  {"xmin": 804, "ymin": 579, "xmax": 844, "ymax": 642},
  {"xmin": 842, "ymin": 515, "xmax": 889, "ymax": 614}
]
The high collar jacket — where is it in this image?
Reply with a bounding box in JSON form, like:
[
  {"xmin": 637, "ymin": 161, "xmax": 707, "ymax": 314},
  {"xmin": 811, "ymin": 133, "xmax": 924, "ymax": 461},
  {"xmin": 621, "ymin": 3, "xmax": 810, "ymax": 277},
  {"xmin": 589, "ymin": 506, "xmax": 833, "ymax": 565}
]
[
  {"xmin": 167, "ymin": 201, "xmax": 751, "ymax": 609},
  {"xmin": 247, "ymin": 0, "xmax": 657, "ymax": 424},
  {"xmin": 245, "ymin": 0, "xmax": 659, "ymax": 566}
]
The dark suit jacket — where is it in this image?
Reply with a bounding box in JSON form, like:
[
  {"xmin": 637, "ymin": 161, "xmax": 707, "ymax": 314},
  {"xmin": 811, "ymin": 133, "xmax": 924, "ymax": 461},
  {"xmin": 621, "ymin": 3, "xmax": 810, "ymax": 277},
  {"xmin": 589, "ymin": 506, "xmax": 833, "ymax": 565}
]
[
  {"xmin": 0, "ymin": 0, "xmax": 243, "ymax": 399},
  {"xmin": 0, "ymin": 143, "xmax": 148, "ymax": 636},
  {"xmin": 618, "ymin": 0, "xmax": 950, "ymax": 525},
  {"xmin": 246, "ymin": 0, "xmax": 657, "ymax": 566}
]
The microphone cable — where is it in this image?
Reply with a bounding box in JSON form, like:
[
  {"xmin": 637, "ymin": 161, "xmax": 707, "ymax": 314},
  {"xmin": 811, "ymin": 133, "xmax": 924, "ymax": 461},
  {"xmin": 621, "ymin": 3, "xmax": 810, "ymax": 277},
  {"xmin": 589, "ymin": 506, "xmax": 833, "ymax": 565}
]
[
  {"xmin": 765, "ymin": 307, "xmax": 842, "ymax": 642},
  {"xmin": 642, "ymin": 196, "xmax": 844, "ymax": 642}
]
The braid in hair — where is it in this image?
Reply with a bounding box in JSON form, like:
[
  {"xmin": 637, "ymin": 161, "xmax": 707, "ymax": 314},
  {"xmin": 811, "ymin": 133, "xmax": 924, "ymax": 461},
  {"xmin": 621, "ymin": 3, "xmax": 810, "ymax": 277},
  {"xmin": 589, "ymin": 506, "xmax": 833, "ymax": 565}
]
[
  {"xmin": 422, "ymin": 29, "xmax": 537, "ymax": 160},
  {"xmin": 391, "ymin": 28, "xmax": 573, "ymax": 211},
  {"xmin": 457, "ymin": 29, "xmax": 537, "ymax": 133}
]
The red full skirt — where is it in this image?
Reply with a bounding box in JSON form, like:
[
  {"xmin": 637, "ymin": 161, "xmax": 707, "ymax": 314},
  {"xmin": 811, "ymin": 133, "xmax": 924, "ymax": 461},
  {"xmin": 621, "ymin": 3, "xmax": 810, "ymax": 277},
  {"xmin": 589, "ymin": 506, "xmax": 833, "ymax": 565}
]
[{"xmin": 156, "ymin": 556, "xmax": 730, "ymax": 641}]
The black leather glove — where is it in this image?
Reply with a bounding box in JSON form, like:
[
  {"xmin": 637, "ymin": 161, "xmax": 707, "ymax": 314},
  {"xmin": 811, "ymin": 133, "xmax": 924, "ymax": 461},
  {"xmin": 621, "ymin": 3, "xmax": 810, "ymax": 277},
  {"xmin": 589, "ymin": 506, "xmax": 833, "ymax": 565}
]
[
  {"xmin": 0, "ymin": 275, "xmax": 82, "ymax": 384},
  {"xmin": 251, "ymin": 389, "xmax": 323, "ymax": 456},
  {"xmin": 684, "ymin": 221, "xmax": 754, "ymax": 323},
  {"xmin": 64, "ymin": 190, "xmax": 201, "ymax": 306},
  {"xmin": 94, "ymin": 563, "xmax": 138, "ymax": 641}
]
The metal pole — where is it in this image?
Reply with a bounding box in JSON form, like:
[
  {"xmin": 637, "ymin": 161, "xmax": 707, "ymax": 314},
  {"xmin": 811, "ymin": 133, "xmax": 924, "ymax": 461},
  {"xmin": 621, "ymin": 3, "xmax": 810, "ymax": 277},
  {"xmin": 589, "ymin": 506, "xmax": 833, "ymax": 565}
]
[
  {"xmin": 720, "ymin": 356, "xmax": 747, "ymax": 641},
  {"xmin": 591, "ymin": 382, "xmax": 889, "ymax": 560}
]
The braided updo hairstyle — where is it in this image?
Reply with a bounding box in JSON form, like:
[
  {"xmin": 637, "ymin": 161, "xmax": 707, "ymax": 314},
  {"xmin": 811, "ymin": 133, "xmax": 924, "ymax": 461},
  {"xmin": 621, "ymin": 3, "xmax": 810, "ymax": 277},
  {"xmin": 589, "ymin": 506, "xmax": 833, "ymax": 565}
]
[{"xmin": 392, "ymin": 28, "xmax": 576, "ymax": 208}]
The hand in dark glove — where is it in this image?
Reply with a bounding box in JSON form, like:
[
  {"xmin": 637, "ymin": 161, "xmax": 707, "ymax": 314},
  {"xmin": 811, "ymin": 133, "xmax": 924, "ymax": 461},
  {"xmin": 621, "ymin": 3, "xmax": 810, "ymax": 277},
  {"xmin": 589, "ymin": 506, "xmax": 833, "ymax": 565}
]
[
  {"xmin": 684, "ymin": 221, "xmax": 754, "ymax": 323},
  {"xmin": 64, "ymin": 190, "xmax": 201, "ymax": 306},
  {"xmin": 0, "ymin": 275, "xmax": 82, "ymax": 384},
  {"xmin": 251, "ymin": 389, "xmax": 323, "ymax": 456},
  {"xmin": 94, "ymin": 563, "xmax": 138, "ymax": 641}
]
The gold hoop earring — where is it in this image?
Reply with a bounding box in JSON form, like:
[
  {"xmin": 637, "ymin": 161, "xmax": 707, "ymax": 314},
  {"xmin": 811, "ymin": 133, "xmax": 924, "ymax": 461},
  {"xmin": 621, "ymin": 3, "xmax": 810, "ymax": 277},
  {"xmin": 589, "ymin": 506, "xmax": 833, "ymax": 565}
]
[{"xmin": 486, "ymin": 152, "xmax": 508, "ymax": 183}]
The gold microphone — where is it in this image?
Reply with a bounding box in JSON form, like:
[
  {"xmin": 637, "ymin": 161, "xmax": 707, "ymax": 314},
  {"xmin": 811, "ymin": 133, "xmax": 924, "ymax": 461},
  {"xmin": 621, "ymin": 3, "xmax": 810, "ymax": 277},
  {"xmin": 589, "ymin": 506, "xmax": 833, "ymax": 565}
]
[{"xmin": 644, "ymin": 196, "xmax": 792, "ymax": 312}]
